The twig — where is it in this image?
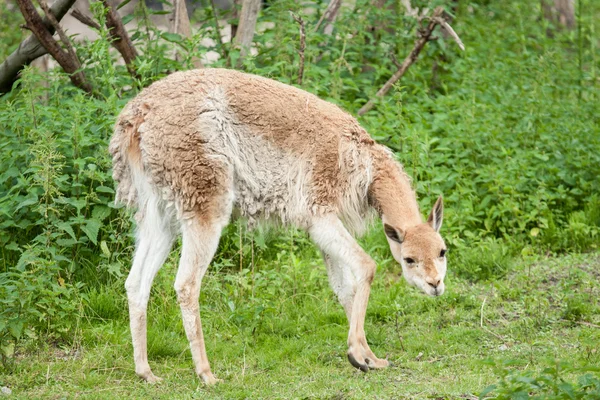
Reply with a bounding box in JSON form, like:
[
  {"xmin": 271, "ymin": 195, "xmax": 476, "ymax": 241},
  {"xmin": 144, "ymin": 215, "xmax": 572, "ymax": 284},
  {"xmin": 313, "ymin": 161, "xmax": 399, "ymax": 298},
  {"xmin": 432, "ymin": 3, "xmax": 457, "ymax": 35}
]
[
  {"xmin": 390, "ymin": 53, "xmax": 402, "ymax": 69},
  {"xmin": 71, "ymin": 9, "xmax": 101, "ymax": 31},
  {"xmin": 357, "ymin": 6, "xmax": 464, "ymax": 116},
  {"xmin": 480, "ymin": 296, "xmax": 487, "ymax": 328},
  {"xmin": 433, "ymin": 16, "xmax": 465, "ymax": 51},
  {"xmin": 101, "ymin": 0, "xmax": 138, "ymax": 77},
  {"xmin": 17, "ymin": 0, "xmax": 93, "ymax": 94},
  {"xmin": 569, "ymin": 320, "xmax": 600, "ymax": 329},
  {"xmin": 37, "ymin": 0, "xmax": 80, "ymax": 65},
  {"xmin": 479, "ymin": 296, "xmax": 505, "ymax": 341},
  {"xmin": 314, "ymin": 0, "xmax": 341, "ymax": 34},
  {"xmin": 209, "ymin": 0, "xmax": 225, "ymax": 58},
  {"xmin": 290, "ymin": 12, "xmax": 306, "ymax": 86}
]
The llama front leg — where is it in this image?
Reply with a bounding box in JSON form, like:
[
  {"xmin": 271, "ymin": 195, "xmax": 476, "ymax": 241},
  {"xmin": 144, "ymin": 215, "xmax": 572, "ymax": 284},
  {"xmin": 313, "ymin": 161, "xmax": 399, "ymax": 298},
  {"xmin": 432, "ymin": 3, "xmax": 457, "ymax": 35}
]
[
  {"xmin": 174, "ymin": 217, "xmax": 223, "ymax": 384},
  {"xmin": 310, "ymin": 216, "xmax": 389, "ymax": 371}
]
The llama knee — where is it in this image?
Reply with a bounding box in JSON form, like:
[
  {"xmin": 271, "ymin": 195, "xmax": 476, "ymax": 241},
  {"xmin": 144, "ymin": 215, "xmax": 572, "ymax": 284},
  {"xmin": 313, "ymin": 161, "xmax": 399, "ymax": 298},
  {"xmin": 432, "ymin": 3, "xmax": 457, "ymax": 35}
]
[{"xmin": 362, "ymin": 258, "xmax": 377, "ymax": 284}]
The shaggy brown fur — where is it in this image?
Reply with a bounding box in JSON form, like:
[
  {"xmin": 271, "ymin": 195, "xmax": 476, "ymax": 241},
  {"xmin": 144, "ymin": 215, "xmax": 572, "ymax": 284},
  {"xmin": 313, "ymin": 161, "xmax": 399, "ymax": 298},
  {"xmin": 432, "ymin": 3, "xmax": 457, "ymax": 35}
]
[{"xmin": 110, "ymin": 68, "xmax": 418, "ymax": 230}]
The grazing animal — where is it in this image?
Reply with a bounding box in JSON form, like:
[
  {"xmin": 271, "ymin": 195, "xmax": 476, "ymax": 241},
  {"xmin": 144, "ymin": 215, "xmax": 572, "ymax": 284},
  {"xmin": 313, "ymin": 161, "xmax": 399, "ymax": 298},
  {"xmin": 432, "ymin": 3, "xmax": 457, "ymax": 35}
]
[{"xmin": 109, "ymin": 68, "xmax": 447, "ymax": 383}]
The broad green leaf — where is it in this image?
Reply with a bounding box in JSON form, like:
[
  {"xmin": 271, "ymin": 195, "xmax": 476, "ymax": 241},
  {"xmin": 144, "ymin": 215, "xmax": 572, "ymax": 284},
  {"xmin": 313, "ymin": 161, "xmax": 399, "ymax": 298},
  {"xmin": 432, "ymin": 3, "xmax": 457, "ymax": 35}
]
[
  {"xmin": 57, "ymin": 222, "xmax": 77, "ymax": 240},
  {"xmin": 92, "ymin": 205, "xmax": 112, "ymax": 221},
  {"xmin": 100, "ymin": 240, "xmax": 111, "ymax": 257},
  {"xmin": 117, "ymin": 0, "xmax": 132, "ymax": 10},
  {"xmin": 81, "ymin": 219, "xmax": 102, "ymax": 245},
  {"xmin": 161, "ymin": 32, "xmax": 182, "ymax": 43},
  {"xmin": 96, "ymin": 186, "xmax": 115, "ymax": 194},
  {"xmin": 15, "ymin": 197, "xmax": 38, "ymax": 211}
]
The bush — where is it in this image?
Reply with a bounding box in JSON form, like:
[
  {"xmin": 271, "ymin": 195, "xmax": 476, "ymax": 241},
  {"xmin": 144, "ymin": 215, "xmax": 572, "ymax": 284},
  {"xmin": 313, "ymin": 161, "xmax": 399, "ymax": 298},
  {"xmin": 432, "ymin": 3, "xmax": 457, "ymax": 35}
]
[
  {"xmin": 0, "ymin": 0, "xmax": 598, "ymax": 355},
  {"xmin": 481, "ymin": 360, "xmax": 600, "ymax": 399}
]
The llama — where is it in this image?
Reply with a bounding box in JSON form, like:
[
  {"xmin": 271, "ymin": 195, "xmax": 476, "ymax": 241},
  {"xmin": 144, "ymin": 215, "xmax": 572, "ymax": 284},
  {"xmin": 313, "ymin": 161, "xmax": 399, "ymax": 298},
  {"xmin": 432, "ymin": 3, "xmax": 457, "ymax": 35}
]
[{"xmin": 109, "ymin": 68, "xmax": 447, "ymax": 383}]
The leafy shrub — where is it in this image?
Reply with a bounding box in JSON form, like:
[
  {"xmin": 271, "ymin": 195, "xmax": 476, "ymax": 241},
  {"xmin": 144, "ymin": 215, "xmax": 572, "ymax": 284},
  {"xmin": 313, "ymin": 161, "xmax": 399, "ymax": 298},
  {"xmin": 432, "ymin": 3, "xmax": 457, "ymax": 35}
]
[
  {"xmin": 451, "ymin": 238, "xmax": 514, "ymax": 281},
  {"xmin": 481, "ymin": 360, "xmax": 600, "ymax": 399},
  {"xmin": 0, "ymin": 0, "xmax": 598, "ymax": 355}
]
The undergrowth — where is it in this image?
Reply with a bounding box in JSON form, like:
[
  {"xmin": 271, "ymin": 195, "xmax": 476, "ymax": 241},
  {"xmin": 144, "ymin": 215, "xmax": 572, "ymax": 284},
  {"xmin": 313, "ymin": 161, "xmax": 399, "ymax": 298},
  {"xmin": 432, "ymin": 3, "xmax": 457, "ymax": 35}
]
[{"xmin": 0, "ymin": 0, "xmax": 599, "ymax": 395}]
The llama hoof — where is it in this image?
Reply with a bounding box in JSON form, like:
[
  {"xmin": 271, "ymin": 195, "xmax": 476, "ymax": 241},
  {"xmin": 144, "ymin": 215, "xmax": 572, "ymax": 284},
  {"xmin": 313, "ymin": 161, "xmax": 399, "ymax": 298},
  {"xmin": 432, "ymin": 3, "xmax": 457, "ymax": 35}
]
[
  {"xmin": 138, "ymin": 371, "xmax": 163, "ymax": 384},
  {"xmin": 200, "ymin": 371, "xmax": 221, "ymax": 385},
  {"xmin": 365, "ymin": 357, "xmax": 390, "ymax": 369},
  {"xmin": 347, "ymin": 352, "xmax": 369, "ymax": 372}
]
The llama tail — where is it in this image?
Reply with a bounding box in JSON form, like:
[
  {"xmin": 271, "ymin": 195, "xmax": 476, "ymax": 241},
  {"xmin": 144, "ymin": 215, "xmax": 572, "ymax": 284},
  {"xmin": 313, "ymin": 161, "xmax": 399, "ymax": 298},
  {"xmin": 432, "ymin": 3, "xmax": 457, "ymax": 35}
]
[{"xmin": 109, "ymin": 104, "xmax": 146, "ymax": 207}]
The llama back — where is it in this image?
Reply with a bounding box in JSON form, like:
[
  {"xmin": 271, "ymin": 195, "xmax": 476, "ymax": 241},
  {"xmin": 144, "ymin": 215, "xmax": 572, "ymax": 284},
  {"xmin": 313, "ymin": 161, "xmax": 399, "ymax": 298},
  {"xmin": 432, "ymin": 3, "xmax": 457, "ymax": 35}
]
[{"xmin": 109, "ymin": 69, "xmax": 382, "ymax": 233}]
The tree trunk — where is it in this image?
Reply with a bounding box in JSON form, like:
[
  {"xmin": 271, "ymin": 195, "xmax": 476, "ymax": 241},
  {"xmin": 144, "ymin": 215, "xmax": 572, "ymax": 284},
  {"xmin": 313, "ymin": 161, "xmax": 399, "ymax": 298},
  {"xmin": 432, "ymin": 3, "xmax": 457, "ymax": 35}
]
[
  {"xmin": 169, "ymin": 0, "xmax": 203, "ymax": 67},
  {"xmin": 542, "ymin": 0, "xmax": 575, "ymax": 30},
  {"xmin": 233, "ymin": 0, "xmax": 261, "ymax": 68},
  {"xmin": 315, "ymin": 0, "xmax": 341, "ymax": 35},
  {"xmin": 0, "ymin": 0, "xmax": 76, "ymax": 95},
  {"xmin": 230, "ymin": 0, "xmax": 241, "ymax": 41},
  {"xmin": 171, "ymin": 0, "xmax": 192, "ymax": 39}
]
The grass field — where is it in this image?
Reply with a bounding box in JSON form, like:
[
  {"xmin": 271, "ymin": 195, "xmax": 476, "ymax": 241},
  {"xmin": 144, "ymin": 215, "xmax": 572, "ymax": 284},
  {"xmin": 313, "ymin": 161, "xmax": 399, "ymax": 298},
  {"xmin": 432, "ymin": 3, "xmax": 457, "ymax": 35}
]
[{"xmin": 2, "ymin": 247, "xmax": 599, "ymax": 399}]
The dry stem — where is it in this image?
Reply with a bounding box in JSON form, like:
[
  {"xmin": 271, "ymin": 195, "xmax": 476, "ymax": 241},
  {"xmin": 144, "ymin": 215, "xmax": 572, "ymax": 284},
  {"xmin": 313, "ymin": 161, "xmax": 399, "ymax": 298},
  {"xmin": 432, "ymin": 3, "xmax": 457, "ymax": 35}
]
[
  {"xmin": 290, "ymin": 12, "xmax": 306, "ymax": 86},
  {"xmin": 357, "ymin": 7, "xmax": 464, "ymax": 116}
]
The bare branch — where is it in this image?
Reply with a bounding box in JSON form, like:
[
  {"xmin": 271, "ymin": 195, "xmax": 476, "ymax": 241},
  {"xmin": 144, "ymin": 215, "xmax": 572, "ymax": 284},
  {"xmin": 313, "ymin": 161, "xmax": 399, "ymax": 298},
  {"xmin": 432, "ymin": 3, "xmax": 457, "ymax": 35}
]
[
  {"xmin": 433, "ymin": 16, "xmax": 465, "ymax": 51},
  {"xmin": 0, "ymin": 0, "xmax": 76, "ymax": 95},
  {"xmin": 314, "ymin": 0, "xmax": 341, "ymax": 35},
  {"xmin": 390, "ymin": 53, "xmax": 402, "ymax": 69},
  {"xmin": 37, "ymin": 0, "xmax": 81, "ymax": 68},
  {"xmin": 71, "ymin": 8, "xmax": 101, "ymax": 31},
  {"xmin": 358, "ymin": 7, "xmax": 448, "ymax": 116},
  {"xmin": 16, "ymin": 0, "xmax": 92, "ymax": 93},
  {"xmin": 100, "ymin": 0, "xmax": 138, "ymax": 76},
  {"xmin": 290, "ymin": 12, "xmax": 306, "ymax": 86}
]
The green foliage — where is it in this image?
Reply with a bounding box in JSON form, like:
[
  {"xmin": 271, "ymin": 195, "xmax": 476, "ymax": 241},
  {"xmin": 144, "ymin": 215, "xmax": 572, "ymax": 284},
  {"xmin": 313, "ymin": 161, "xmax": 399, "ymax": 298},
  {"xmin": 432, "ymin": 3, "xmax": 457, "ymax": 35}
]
[
  {"xmin": 451, "ymin": 237, "xmax": 514, "ymax": 281},
  {"xmin": 0, "ymin": 0, "xmax": 599, "ymax": 389},
  {"xmin": 481, "ymin": 360, "xmax": 600, "ymax": 399}
]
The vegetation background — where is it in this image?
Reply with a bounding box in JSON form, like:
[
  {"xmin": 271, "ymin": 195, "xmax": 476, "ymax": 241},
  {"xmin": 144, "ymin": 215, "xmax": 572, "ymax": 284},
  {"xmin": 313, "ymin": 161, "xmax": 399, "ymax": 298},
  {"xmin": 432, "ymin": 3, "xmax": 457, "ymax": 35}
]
[{"xmin": 0, "ymin": 0, "xmax": 599, "ymax": 398}]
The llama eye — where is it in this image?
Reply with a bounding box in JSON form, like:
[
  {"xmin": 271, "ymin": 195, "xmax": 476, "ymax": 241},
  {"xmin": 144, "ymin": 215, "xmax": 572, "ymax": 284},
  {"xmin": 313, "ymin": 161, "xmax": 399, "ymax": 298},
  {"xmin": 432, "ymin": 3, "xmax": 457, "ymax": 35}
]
[
  {"xmin": 440, "ymin": 249, "xmax": 447, "ymax": 258},
  {"xmin": 404, "ymin": 258, "xmax": 415, "ymax": 265}
]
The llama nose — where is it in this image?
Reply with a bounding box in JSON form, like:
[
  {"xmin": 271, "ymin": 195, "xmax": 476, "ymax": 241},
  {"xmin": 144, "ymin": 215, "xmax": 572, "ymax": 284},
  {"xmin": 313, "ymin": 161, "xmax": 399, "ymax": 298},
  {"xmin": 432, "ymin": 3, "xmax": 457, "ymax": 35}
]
[{"xmin": 428, "ymin": 279, "xmax": 441, "ymax": 288}]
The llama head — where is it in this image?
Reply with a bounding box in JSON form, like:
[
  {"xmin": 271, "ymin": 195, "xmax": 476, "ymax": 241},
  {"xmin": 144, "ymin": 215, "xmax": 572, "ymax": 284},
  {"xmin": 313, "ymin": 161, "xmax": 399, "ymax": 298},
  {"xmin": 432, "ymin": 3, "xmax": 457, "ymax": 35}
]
[{"xmin": 383, "ymin": 196, "xmax": 447, "ymax": 296}]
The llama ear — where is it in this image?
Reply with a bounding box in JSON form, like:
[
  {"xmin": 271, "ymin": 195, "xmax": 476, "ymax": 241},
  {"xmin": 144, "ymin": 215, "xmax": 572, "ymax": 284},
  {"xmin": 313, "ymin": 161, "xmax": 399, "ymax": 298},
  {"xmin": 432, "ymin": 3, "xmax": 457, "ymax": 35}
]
[
  {"xmin": 427, "ymin": 195, "xmax": 444, "ymax": 232},
  {"xmin": 384, "ymin": 223, "xmax": 405, "ymax": 244}
]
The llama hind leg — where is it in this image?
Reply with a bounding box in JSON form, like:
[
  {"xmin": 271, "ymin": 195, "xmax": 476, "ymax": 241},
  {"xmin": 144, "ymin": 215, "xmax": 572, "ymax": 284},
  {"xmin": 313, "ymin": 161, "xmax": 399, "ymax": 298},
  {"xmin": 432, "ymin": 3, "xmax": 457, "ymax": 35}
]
[
  {"xmin": 310, "ymin": 215, "xmax": 389, "ymax": 371},
  {"xmin": 125, "ymin": 202, "xmax": 174, "ymax": 383},
  {"xmin": 175, "ymin": 212, "xmax": 228, "ymax": 384}
]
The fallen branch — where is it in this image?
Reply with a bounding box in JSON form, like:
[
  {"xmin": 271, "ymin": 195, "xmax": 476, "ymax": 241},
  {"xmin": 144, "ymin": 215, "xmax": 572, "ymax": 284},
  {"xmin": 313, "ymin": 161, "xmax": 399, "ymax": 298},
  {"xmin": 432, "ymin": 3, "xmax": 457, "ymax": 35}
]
[
  {"xmin": 17, "ymin": 0, "xmax": 93, "ymax": 93},
  {"xmin": 357, "ymin": 6, "xmax": 464, "ymax": 116},
  {"xmin": 0, "ymin": 0, "xmax": 75, "ymax": 95},
  {"xmin": 290, "ymin": 12, "xmax": 306, "ymax": 86}
]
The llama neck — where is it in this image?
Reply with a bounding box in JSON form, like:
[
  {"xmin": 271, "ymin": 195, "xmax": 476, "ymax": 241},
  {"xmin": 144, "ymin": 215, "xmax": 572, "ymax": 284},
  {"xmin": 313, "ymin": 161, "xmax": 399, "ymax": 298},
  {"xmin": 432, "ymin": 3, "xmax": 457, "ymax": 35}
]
[{"xmin": 369, "ymin": 155, "xmax": 422, "ymax": 229}]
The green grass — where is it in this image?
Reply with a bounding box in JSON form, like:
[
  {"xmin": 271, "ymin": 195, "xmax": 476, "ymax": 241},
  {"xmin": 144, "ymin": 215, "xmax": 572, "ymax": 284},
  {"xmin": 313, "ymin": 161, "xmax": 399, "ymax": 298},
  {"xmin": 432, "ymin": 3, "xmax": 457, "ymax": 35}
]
[{"xmin": 2, "ymin": 250, "xmax": 599, "ymax": 399}]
